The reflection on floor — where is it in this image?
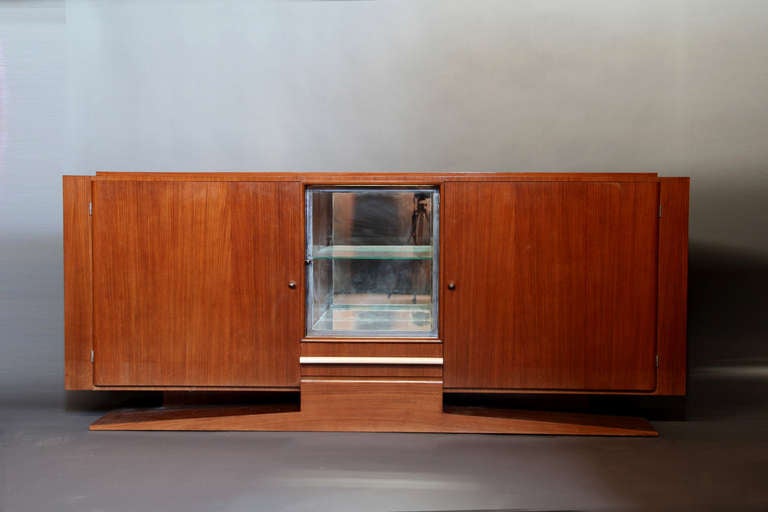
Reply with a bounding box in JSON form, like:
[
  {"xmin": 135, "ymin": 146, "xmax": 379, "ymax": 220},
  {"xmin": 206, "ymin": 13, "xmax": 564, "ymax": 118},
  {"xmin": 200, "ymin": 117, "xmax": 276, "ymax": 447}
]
[{"xmin": 2, "ymin": 371, "xmax": 767, "ymax": 512}]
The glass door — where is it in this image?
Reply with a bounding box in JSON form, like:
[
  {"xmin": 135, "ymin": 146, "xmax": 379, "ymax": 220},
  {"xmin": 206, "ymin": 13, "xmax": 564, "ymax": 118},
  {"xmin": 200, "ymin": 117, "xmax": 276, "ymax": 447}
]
[{"xmin": 306, "ymin": 187, "xmax": 439, "ymax": 337}]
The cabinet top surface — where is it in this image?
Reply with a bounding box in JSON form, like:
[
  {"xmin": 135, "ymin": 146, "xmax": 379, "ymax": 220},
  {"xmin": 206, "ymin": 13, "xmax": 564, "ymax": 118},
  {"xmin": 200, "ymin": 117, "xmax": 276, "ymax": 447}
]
[{"xmin": 72, "ymin": 171, "xmax": 687, "ymax": 184}]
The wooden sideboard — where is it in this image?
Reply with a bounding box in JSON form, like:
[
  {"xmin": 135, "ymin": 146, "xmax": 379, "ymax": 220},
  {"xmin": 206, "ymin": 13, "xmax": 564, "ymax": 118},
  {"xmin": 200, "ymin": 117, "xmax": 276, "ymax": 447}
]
[{"xmin": 64, "ymin": 172, "xmax": 688, "ymax": 435}]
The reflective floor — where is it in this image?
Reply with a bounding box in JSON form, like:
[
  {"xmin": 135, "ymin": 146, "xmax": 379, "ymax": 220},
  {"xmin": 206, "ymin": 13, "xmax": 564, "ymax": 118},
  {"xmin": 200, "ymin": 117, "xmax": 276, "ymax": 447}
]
[{"xmin": 2, "ymin": 372, "xmax": 767, "ymax": 512}]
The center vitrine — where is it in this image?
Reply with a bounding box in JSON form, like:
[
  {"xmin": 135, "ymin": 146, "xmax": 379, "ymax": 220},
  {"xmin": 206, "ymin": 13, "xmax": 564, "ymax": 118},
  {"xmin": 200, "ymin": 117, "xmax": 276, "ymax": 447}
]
[
  {"xmin": 306, "ymin": 187, "xmax": 438, "ymax": 338},
  {"xmin": 64, "ymin": 172, "xmax": 689, "ymax": 435}
]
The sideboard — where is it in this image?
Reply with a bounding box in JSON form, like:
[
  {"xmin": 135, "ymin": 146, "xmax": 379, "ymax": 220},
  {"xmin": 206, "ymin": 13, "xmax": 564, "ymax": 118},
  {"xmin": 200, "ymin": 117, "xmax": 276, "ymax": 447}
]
[{"xmin": 64, "ymin": 172, "xmax": 688, "ymax": 435}]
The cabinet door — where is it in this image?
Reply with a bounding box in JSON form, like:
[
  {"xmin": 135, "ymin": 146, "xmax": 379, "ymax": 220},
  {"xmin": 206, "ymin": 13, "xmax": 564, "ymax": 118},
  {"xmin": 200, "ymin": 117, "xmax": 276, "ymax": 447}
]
[
  {"xmin": 443, "ymin": 181, "xmax": 658, "ymax": 391},
  {"xmin": 92, "ymin": 181, "xmax": 303, "ymax": 387}
]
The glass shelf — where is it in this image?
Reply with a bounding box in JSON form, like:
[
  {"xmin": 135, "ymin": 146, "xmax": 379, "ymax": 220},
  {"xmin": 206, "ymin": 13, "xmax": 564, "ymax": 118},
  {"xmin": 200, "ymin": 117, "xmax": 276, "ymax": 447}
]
[
  {"xmin": 306, "ymin": 187, "xmax": 439, "ymax": 338},
  {"xmin": 312, "ymin": 303, "xmax": 433, "ymax": 334},
  {"xmin": 313, "ymin": 245, "xmax": 433, "ymax": 260}
]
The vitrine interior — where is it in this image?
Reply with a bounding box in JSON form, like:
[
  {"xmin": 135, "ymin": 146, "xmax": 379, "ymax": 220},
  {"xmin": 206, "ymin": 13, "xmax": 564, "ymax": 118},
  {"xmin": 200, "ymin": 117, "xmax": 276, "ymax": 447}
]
[{"xmin": 306, "ymin": 187, "xmax": 439, "ymax": 338}]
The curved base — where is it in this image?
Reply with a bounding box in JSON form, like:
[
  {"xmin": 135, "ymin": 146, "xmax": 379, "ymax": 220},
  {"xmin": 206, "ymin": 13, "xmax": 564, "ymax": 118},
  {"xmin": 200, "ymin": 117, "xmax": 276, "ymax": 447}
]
[{"xmin": 90, "ymin": 379, "xmax": 658, "ymax": 436}]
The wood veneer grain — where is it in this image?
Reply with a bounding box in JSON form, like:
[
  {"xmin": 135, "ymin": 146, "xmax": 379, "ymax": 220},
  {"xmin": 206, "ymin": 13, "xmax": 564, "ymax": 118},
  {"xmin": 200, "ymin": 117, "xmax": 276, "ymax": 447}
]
[
  {"xmin": 300, "ymin": 364, "xmax": 443, "ymax": 378},
  {"xmin": 442, "ymin": 181, "xmax": 658, "ymax": 391},
  {"xmin": 63, "ymin": 176, "xmax": 94, "ymax": 390},
  {"xmin": 583, "ymin": 182, "xmax": 658, "ymax": 390},
  {"xmin": 656, "ymin": 178, "xmax": 689, "ymax": 395},
  {"xmin": 92, "ymin": 181, "xmax": 303, "ymax": 387},
  {"xmin": 300, "ymin": 341, "xmax": 442, "ymax": 358},
  {"xmin": 91, "ymin": 378, "xmax": 657, "ymax": 435},
  {"xmin": 92, "ymin": 171, "xmax": 660, "ymax": 184}
]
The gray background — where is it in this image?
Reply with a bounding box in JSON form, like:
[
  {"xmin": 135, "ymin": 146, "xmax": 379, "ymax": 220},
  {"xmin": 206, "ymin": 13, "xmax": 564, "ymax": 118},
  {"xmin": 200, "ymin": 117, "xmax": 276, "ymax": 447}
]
[
  {"xmin": 2, "ymin": 2, "xmax": 768, "ymax": 511},
  {"xmin": 2, "ymin": 0, "xmax": 767, "ymax": 405}
]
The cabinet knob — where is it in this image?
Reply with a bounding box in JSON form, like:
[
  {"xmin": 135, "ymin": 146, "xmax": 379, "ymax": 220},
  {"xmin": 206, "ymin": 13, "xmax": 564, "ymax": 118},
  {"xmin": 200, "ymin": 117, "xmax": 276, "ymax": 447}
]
[
  {"xmin": 447, "ymin": 281, "xmax": 456, "ymax": 290},
  {"xmin": 288, "ymin": 281, "xmax": 297, "ymax": 289}
]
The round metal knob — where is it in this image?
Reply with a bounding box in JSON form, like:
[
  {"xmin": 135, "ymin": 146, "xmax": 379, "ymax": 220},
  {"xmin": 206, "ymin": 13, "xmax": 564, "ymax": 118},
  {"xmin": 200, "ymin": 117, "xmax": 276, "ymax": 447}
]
[
  {"xmin": 288, "ymin": 281, "xmax": 297, "ymax": 289},
  {"xmin": 447, "ymin": 281, "xmax": 456, "ymax": 290}
]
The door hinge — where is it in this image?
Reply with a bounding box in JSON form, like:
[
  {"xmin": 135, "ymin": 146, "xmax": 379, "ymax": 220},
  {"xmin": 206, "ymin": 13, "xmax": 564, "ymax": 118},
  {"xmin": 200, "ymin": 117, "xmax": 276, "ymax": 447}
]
[
  {"xmin": 658, "ymin": 204, "xmax": 663, "ymax": 218},
  {"xmin": 90, "ymin": 349, "xmax": 94, "ymax": 364},
  {"xmin": 88, "ymin": 202, "xmax": 93, "ymax": 216},
  {"xmin": 655, "ymin": 354, "xmax": 659, "ymax": 368}
]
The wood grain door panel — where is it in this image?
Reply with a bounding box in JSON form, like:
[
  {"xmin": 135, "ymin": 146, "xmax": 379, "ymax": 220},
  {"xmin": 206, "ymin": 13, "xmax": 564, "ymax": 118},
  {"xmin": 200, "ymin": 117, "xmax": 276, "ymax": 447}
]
[
  {"xmin": 443, "ymin": 181, "xmax": 658, "ymax": 391},
  {"xmin": 92, "ymin": 181, "xmax": 303, "ymax": 387}
]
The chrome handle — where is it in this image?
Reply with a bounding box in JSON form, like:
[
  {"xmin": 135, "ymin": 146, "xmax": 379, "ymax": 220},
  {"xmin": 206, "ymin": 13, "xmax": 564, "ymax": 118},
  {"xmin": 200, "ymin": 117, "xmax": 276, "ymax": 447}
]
[
  {"xmin": 288, "ymin": 281, "xmax": 297, "ymax": 289},
  {"xmin": 447, "ymin": 281, "xmax": 456, "ymax": 290}
]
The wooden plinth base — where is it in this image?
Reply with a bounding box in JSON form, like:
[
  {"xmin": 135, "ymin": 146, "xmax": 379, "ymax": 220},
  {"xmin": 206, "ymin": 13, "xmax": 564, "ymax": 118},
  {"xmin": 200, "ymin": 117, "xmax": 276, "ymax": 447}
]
[{"xmin": 90, "ymin": 379, "xmax": 658, "ymax": 436}]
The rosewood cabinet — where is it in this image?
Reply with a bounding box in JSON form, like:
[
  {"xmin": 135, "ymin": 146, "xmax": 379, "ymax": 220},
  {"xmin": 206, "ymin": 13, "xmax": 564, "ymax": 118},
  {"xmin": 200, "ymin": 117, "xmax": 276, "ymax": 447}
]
[{"xmin": 64, "ymin": 172, "xmax": 689, "ymax": 435}]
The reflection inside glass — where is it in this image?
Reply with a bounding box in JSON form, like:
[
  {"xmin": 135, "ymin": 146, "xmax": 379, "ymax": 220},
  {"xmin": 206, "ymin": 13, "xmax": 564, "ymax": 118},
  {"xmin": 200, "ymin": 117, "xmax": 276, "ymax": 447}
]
[{"xmin": 307, "ymin": 187, "xmax": 438, "ymax": 337}]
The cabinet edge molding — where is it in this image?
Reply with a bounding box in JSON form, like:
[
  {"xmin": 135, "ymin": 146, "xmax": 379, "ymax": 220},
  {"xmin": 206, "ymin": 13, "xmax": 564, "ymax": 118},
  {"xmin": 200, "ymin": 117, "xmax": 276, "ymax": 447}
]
[
  {"xmin": 63, "ymin": 175, "xmax": 94, "ymax": 390},
  {"xmin": 656, "ymin": 177, "xmax": 690, "ymax": 395}
]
